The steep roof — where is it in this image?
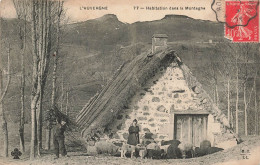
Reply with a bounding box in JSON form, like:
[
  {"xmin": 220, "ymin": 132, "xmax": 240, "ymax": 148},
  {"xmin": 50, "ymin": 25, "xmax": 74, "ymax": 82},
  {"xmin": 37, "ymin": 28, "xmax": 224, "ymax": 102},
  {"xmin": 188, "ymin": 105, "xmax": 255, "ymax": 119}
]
[{"xmin": 76, "ymin": 49, "xmax": 231, "ymax": 137}]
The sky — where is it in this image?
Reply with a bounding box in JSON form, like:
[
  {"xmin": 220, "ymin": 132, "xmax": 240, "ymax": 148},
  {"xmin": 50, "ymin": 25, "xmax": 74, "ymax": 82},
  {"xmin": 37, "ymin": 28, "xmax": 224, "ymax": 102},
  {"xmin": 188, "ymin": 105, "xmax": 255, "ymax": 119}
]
[{"xmin": 0, "ymin": 0, "xmax": 222, "ymax": 23}]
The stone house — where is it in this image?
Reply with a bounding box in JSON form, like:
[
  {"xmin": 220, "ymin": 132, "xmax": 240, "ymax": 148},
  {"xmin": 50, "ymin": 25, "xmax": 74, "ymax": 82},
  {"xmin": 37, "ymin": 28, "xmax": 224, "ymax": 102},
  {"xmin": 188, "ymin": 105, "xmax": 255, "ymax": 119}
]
[{"xmin": 76, "ymin": 45, "xmax": 236, "ymax": 149}]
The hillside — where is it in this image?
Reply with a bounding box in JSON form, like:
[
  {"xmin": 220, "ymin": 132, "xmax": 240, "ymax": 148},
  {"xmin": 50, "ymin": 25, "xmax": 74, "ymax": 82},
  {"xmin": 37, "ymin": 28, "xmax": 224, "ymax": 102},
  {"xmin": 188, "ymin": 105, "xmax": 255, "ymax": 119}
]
[{"xmin": 64, "ymin": 14, "xmax": 223, "ymax": 49}]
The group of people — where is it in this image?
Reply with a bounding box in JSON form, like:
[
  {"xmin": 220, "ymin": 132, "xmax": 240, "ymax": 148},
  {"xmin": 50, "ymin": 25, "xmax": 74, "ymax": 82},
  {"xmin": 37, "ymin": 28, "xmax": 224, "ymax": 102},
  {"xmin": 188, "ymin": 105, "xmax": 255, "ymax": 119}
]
[{"xmin": 52, "ymin": 111, "xmax": 141, "ymax": 159}]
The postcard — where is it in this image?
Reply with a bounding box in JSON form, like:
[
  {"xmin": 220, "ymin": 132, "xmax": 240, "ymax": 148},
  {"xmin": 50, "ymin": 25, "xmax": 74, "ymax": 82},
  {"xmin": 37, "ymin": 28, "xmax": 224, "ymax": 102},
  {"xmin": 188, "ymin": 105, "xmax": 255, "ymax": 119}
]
[{"xmin": 0, "ymin": 0, "xmax": 259, "ymax": 164}]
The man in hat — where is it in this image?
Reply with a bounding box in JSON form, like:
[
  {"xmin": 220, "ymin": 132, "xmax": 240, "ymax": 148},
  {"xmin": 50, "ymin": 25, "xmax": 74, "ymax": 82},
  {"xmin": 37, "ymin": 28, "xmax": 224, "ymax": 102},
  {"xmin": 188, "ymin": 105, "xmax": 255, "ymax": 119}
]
[{"xmin": 53, "ymin": 116, "xmax": 67, "ymax": 158}]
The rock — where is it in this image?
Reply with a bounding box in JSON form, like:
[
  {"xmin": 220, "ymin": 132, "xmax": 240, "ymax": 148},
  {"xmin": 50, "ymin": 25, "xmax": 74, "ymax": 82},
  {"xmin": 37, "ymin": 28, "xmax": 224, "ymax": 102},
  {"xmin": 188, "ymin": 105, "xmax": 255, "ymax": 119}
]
[
  {"xmin": 152, "ymin": 134, "xmax": 158, "ymax": 139},
  {"xmin": 173, "ymin": 93, "xmax": 179, "ymax": 98},
  {"xmin": 138, "ymin": 116, "xmax": 147, "ymax": 121},
  {"xmin": 160, "ymin": 119, "xmax": 167, "ymax": 122},
  {"xmin": 143, "ymin": 112, "xmax": 150, "ymax": 116},
  {"xmin": 152, "ymin": 97, "xmax": 160, "ymax": 102},
  {"xmin": 143, "ymin": 128, "xmax": 150, "ymax": 132},
  {"xmin": 150, "ymin": 123, "xmax": 155, "ymax": 127},
  {"xmin": 148, "ymin": 118, "xmax": 154, "ymax": 122},
  {"xmin": 154, "ymin": 113, "xmax": 168, "ymax": 117},
  {"xmin": 177, "ymin": 77, "xmax": 184, "ymax": 80},
  {"xmin": 143, "ymin": 106, "xmax": 149, "ymax": 111},
  {"xmin": 134, "ymin": 106, "xmax": 139, "ymax": 110},
  {"xmin": 157, "ymin": 105, "xmax": 166, "ymax": 112},
  {"xmin": 113, "ymin": 133, "xmax": 120, "ymax": 139},
  {"xmin": 172, "ymin": 90, "xmax": 185, "ymax": 93}
]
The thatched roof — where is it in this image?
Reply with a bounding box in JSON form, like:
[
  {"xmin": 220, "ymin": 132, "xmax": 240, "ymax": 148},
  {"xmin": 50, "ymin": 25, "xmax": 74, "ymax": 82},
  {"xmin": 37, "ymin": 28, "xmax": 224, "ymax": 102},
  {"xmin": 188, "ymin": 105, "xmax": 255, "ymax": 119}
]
[{"xmin": 76, "ymin": 49, "xmax": 231, "ymax": 137}]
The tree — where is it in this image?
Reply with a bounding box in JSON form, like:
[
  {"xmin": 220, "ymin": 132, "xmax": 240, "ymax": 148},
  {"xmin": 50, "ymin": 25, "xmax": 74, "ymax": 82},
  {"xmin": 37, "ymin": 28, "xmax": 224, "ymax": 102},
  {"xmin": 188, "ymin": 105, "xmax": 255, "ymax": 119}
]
[
  {"xmin": 30, "ymin": 0, "xmax": 53, "ymax": 158},
  {"xmin": 13, "ymin": 0, "xmax": 30, "ymax": 153},
  {"xmin": 0, "ymin": 43, "xmax": 11, "ymax": 157},
  {"xmin": 224, "ymin": 43, "xmax": 241, "ymax": 134},
  {"xmin": 237, "ymin": 44, "xmax": 258, "ymax": 136},
  {"xmin": 45, "ymin": 0, "xmax": 64, "ymax": 151}
]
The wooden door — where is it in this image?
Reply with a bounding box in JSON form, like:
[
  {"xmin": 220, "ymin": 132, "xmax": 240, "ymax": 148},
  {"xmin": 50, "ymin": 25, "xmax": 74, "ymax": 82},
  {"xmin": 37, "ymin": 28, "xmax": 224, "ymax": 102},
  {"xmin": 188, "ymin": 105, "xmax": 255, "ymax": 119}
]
[{"xmin": 174, "ymin": 114, "xmax": 208, "ymax": 147}]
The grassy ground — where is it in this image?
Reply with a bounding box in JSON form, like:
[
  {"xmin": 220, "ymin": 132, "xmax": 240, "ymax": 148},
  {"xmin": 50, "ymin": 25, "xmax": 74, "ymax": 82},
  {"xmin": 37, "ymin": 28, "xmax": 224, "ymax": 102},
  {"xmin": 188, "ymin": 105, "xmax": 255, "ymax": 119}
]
[{"xmin": 1, "ymin": 123, "xmax": 260, "ymax": 165}]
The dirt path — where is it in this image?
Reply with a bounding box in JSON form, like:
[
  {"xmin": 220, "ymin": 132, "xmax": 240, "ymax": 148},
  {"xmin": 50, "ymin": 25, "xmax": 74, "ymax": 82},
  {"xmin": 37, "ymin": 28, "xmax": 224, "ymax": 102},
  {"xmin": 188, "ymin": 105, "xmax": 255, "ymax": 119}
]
[
  {"xmin": 1, "ymin": 136, "xmax": 260, "ymax": 165},
  {"xmin": 1, "ymin": 124, "xmax": 260, "ymax": 165}
]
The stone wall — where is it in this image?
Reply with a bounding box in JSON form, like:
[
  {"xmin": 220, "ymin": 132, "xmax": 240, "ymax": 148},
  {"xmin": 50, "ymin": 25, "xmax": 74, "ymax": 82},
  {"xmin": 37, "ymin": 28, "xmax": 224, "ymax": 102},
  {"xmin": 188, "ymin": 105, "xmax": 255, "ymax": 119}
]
[{"xmin": 107, "ymin": 61, "xmax": 234, "ymax": 148}]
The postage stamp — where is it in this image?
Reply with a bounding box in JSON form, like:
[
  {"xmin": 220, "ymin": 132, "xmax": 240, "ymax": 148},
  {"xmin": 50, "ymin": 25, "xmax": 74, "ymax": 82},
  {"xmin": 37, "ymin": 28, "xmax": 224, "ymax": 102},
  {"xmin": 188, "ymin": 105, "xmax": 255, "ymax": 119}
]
[{"xmin": 225, "ymin": 1, "xmax": 259, "ymax": 42}]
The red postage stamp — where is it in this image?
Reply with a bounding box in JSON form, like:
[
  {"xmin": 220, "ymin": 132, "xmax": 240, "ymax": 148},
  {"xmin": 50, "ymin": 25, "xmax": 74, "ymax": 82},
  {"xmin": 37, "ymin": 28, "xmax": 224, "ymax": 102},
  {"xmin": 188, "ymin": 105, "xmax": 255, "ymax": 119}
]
[{"xmin": 225, "ymin": 1, "xmax": 259, "ymax": 42}]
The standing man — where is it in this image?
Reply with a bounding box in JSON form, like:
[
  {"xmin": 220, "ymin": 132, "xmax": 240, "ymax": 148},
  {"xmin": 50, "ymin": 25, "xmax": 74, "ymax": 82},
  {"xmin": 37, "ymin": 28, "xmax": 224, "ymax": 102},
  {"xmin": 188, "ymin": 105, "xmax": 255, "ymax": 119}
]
[{"xmin": 53, "ymin": 116, "xmax": 67, "ymax": 158}]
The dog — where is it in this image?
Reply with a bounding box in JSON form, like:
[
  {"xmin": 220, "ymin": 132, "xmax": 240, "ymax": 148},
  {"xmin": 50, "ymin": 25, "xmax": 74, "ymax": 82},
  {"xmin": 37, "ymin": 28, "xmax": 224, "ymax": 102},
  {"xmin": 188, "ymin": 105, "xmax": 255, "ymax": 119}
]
[{"xmin": 120, "ymin": 142, "xmax": 136, "ymax": 158}]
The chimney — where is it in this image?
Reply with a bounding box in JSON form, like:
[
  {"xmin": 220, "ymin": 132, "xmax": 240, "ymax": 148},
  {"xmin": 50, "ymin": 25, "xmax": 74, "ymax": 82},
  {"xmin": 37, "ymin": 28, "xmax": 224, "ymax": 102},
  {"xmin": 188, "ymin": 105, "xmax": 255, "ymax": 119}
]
[{"xmin": 152, "ymin": 34, "xmax": 168, "ymax": 53}]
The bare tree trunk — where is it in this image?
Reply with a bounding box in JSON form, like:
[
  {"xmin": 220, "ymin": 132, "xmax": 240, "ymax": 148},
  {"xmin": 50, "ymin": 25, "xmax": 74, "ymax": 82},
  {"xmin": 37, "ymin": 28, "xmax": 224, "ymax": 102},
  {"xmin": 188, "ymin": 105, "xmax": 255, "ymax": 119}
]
[
  {"xmin": 46, "ymin": 0, "xmax": 63, "ymax": 150},
  {"xmin": 37, "ymin": 91, "xmax": 43, "ymax": 156},
  {"xmin": 213, "ymin": 89, "xmax": 216, "ymax": 104},
  {"xmin": 0, "ymin": 71, "xmax": 8, "ymax": 158},
  {"xmin": 66, "ymin": 90, "xmax": 69, "ymax": 115},
  {"xmin": 254, "ymin": 77, "xmax": 258, "ymax": 135},
  {"xmin": 19, "ymin": 11, "xmax": 27, "ymax": 153},
  {"xmin": 51, "ymin": 53, "xmax": 57, "ymax": 107},
  {"xmin": 30, "ymin": 0, "xmax": 40, "ymax": 159},
  {"xmin": 215, "ymin": 80, "xmax": 219, "ymax": 107},
  {"xmin": 0, "ymin": 44, "xmax": 11, "ymax": 157},
  {"xmin": 231, "ymin": 107, "xmax": 234, "ymax": 128},
  {"xmin": 243, "ymin": 83, "xmax": 248, "ymax": 136},
  {"xmin": 12, "ymin": 0, "xmax": 29, "ymax": 153},
  {"xmin": 45, "ymin": 129, "xmax": 51, "ymax": 150},
  {"xmin": 235, "ymin": 57, "xmax": 239, "ymax": 134},
  {"xmin": 243, "ymin": 73, "xmax": 256, "ymax": 136},
  {"xmin": 227, "ymin": 79, "xmax": 231, "ymax": 125},
  {"xmin": 46, "ymin": 53, "xmax": 57, "ymax": 150},
  {"xmin": 61, "ymin": 74, "xmax": 64, "ymax": 112}
]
